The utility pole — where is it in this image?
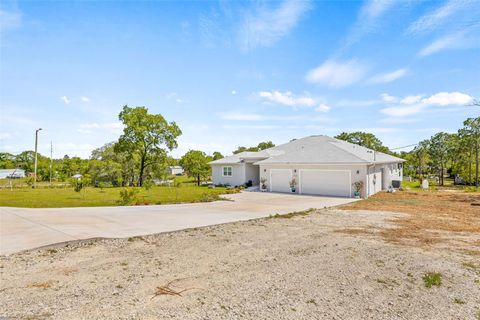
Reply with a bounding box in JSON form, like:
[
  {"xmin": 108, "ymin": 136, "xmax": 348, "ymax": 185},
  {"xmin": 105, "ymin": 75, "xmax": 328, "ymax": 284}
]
[
  {"xmin": 34, "ymin": 128, "xmax": 42, "ymax": 189},
  {"xmin": 50, "ymin": 141, "xmax": 53, "ymax": 185}
]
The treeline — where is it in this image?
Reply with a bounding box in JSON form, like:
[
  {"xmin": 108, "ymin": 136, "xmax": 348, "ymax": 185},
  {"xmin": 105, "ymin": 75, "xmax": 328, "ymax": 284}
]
[
  {"xmin": 334, "ymin": 117, "xmax": 479, "ymax": 186},
  {"xmin": 1, "ymin": 106, "xmax": 478, "ymax": 188}
]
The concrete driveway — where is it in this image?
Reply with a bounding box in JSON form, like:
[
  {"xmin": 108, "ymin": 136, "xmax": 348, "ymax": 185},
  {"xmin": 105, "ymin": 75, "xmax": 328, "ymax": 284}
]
[{"xmin": 0, "ymin": 192, "xmax": 356, "ymax": 255}]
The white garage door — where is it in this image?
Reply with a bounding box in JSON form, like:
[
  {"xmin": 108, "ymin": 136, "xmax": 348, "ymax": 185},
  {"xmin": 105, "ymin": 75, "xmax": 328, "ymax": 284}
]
[
  {"xmin": 270, "ymin": 169, "xmax": 292, "ymax": 193},
  {"xmin": 299, "ymin": 170, "xmax": 351, "ymax": 197}
]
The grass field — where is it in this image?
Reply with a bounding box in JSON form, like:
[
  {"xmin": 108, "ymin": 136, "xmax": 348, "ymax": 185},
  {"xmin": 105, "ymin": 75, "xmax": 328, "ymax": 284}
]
[{"xmin": 0, "ymin": 184, "xmax": 234, "ymax": 208}]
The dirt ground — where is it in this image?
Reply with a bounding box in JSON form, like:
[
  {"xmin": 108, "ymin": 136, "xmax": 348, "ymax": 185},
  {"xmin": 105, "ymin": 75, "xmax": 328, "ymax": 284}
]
[
  {"xmin": 1, "ymin": 193, "xmax": 479, "ymax": 319},
  {"xmin": 342, "ymin": 190, "xmax": 480, "ymax": 254}
]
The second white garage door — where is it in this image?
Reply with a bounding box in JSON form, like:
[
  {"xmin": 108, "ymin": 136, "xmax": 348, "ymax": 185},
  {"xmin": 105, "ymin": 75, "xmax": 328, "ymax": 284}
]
[{"xmin": 299, "ymin": 170, "xmax": 351, "ymax": 197}]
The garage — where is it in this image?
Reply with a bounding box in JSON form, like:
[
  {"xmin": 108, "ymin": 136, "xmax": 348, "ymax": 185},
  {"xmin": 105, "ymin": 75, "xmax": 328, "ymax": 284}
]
[
  {"xmin": 270, "ymin": 169, "xmax": 292, "ymax": 193},
  {"xmin": 299, "ymin": 170, "xmax": 351, "ymax": 197}
]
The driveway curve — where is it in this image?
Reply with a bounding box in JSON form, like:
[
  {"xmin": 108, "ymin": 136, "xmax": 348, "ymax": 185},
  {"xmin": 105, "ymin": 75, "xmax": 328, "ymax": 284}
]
[{"xmin": 0, "ymin": 192, "xmax": 356, "ymax": 255}]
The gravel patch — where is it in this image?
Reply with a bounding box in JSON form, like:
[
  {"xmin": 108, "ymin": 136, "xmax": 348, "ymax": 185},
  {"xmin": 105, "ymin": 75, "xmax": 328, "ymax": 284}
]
[{"xmin": 1, "ymin": 208, "xmax": 479, "ymax": 319}]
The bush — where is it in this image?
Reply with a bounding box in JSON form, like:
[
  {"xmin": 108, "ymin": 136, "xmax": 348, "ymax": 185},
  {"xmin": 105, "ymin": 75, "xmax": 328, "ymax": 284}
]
[
  {"xmin": 71, "ymin": 179, "xmax": 83, "ymax": 193},
  {"xmin": 118, "ymin": 188, "xmax": 139, "ymax": 206}
]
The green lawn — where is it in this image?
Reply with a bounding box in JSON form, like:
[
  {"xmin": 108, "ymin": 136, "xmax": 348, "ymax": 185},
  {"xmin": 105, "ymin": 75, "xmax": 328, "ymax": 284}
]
[{"xmin": 0, "ymin": 185, "xmax": 234, "ymax": 208}]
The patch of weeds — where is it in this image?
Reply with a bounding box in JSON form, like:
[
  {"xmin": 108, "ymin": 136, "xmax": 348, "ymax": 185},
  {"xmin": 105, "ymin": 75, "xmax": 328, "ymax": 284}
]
[
  {"xmin": 127, "ymin": 236, "xmax": 144, "ymax": 242},
  {"xmin": 375, "ymin": 260, "xmax": 385, "ymax": 267},
  {"xmin": 116, "ymin": 284, "xmax": 123, "ymax": 289},
  {"xmin": 46, "ymin": 249, "xmax": 57, "ymax": 254},
  {"xmin": 220, "ymin": 305, "xmax": 227, "ymax": 310},
  {"xmin": 423, "ymin": 272, "xmax": 442, "ymax": 288},
  {"xmin": 476, "ymin": 310, "xmax": 480, "ymax": 320},
  {"xmin": 120, "ymin": 262, "xmax": 128, "ymax": 266},
  {"xmin": 463, "ymin": 262, "xmax": 480, "ymax": 274},
  {"xmin": 454, "ymin": 298, "xmax": 465, "ymax": 304},
  {"xmin": 376, "ymin": 278, "xmax": 399, "ymax": 286},
  {"xmin": 268, "ymin": 208, "xmax": 315, "ymax": 219},
  {"xmin": 28, "ymin": 281, "xmax": 53, "ymax": 289},
  {"xmin": 306, "ymin": 299, "xmax": 317, "ymax": 305},
  {"xmin": 474, "ymin": 279, "xmax": 480, "ymax": 285}
]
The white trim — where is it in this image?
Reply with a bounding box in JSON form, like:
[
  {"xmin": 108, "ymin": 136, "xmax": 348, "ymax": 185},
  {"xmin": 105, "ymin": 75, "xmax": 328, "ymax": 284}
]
[
  {"xmin": 222, "ymin": 166, "xmax": 233, "ymax": 177},
  {"xmin": 269, "ymin": 169, "xmax": 293, "ymax": 193},
  {"xmin": 298, "ymin": 169, "xmax": 352, "ymax": 198}
]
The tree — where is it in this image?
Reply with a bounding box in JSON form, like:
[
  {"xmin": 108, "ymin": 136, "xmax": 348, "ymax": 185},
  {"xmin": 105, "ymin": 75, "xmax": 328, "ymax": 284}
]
[
  {"xmin": 233, "ymin": 141, "xmax": 275, "ymax": 154},
  {"xmin": 179, "ymin": 150, "xmax": 211, "ymax": 186},
  {"xmin": 335, "ymin": 132, "xmax": 390, "ymax": 153},
  {"xmin": 0, "ymin": 152, "xmax": 16, "ymax": 169},
  {"xmin": 115, "ymin": 105, "xmax": 182, "ymax": 186},
  {"xmin": 212, "ymin": 151, "xmax": 223, "ymax": 160},
  {"xmin": 427, "ymin": 132, "xmax": 452, "ymax": 186},
  {"xmin": 257, "ymin": 141, "xmax": 275, "ymax": 150},
  {"xmin": 462, "ymin": 117, "xmax": 480, "ymax": 187}
]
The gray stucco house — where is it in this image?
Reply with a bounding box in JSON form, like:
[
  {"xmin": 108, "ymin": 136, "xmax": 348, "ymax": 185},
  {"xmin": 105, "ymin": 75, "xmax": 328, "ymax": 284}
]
[{"xmin": 209, "ymin": 135, "xmax": 405, "ymax": 198}]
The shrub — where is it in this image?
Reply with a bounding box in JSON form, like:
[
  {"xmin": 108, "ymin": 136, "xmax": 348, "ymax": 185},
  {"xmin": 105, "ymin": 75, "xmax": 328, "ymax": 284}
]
[
  {"xmin": 423, "ymin": 272, "xmax": 442, "ymax": 288},
  {"xmin": 118, "ymin": 188, "xmax": 139, "ymax": 206}
]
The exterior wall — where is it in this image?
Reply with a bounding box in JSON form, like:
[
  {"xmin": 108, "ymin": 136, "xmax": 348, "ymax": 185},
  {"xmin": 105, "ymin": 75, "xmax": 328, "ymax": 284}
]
[
  {"xmin": 367, "ymin": 163, "xmax": 404, "ymax": 196},
  {"xmin": 244, "ymin": 163, "xmax": 260, "ymax": 185},
  {"xmin": 211, "ymin": 163, "xmax": 246, "ymax": 186},
  {"xmin": 259, "ymin": 164, "xmax": 368, "ymax": 198}
]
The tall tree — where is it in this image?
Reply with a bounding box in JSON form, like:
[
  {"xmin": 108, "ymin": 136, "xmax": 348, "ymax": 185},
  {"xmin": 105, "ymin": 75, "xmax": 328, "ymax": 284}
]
[
  {"xmin": 212, "ymin": 151, "xmax": 223, "ymax": 160},
  {"xmin": 427, "ymin": 132, "xmax": 452, "ymax": 186},
  {"xmin": 233, "ymin": 141, "xmax": 275, "ymax": 154},
  {"xmin": 335, "ymin": 132, "xmax": 390, "ymax": 153},
  {"xmin": 115, "ymin": 105, "xmax": 182, "ymax": 186},
  {"xmin": 462, "ymin": 117, "xmax": 480, "ymax": 187},
  {"xmin": 179, "ymin": 150, "xmax": 211, "ymax": 186}
]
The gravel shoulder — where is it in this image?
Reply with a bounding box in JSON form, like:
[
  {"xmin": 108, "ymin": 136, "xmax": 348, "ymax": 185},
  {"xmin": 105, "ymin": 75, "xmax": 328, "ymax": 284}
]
[{"xmin": 1, "ymin": 208, "xmax": 479, "ymax": 320}]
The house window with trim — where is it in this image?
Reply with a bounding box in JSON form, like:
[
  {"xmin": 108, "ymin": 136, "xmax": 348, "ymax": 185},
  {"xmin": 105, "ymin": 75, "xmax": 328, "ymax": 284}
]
[{"xmin": 223, "ymin": 166, "xmax": 233, "ymax": 177}]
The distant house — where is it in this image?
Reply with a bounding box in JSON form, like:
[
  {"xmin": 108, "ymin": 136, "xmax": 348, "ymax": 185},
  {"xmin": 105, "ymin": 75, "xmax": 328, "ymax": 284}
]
[
  {"xmin": 0, "ymin": 169, "xmax": 26, "ymax": 179},
  {"xmin": 168, "ymin": 166, "xmax": 184, "ymax": 176},
  {"xmin": 72, "ymin": 174, "xmax": 82, "ymax": 179},
  {"xmin": 210, "ymin": 135, "xmax": 405, "ymax": 198}
]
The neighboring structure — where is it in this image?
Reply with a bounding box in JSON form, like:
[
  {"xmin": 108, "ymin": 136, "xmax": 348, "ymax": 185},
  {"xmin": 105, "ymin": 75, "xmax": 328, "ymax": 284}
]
[
  {"xmin": 210, "ymin": 135, "xmax": 405, "ymax": 198},
  {"xmin": 168, "ymin": 166, "xmax": 184, "ymax": 176},
  {"xmin": 0, "ymin": 169, "xmax": 26, "ymax": 179}
]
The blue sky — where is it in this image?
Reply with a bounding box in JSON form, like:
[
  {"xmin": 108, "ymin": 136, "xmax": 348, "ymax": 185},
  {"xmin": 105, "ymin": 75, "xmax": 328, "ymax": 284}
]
[{"xmin": 1, "ymin": 0, "xmax": 479, "ymax": 158}]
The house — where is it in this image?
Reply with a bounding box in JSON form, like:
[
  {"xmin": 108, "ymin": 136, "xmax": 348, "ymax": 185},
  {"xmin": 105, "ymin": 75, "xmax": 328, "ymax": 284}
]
[
  {"xmin": 0, "ymin": 169, "xmax": 26, "ymax": 179},
  {"xmin": 209, "ymin": 135, "xmax": 405, "ymax": 198},
  {"xmin": 168, "ymin": 166, "xmax": 184, "ymax": 176}
]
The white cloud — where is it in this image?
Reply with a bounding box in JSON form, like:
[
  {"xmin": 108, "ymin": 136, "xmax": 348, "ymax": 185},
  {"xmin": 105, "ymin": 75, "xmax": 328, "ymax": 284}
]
[
  {"xmin": 406, "ymin": 0, "xmax": 470, "ymax": 35},
  {"xmin": 222, "ymin": 124, "xmax": 282, "ymax": 130},
  {"xmin": 0, "ymin": 132, "xmax": 11, "ymax": 140},
  {"xmin": 379, "ymin": 117, "xmax": 420, "ymax": 124},
  {"xmin": 80, "ymin": 96, "xmax": 90, "ymax": 102},
  {"xmin": 80, "ymin": 123, "xmax": 100, "ymax": 129},
  {"xmin": 400, "ymin": 95, "xmax": 423, "ymax": 105},
  {"xmin": 239, "ymin": 0, "xmax": 312, "ymax": 51},
  {"xmin": 315, "ymin": 104, "xmax": 331, "ymax": 113},
  {"xmin": 221, "ymin": 113, "xmax": 264, "ymax": 121},
  {"xmin": 305, "ymin": 59, "xmax": 368, "ymax": 88},
  {"xmin": 165, "ymin": 92, "xmax": 185, "ymax": 103},
  {"xmin": 342, "ymin": 0, "xmax": 396, "ymax": 48},
  {"xmin": 0, "ymin": 9, "xmax": 22, "ymax": 32},
  {"xmin": 380, "ymin": 91, "xmax": 474, "ymax": 117},
  {"xmin": 380, "ymin": 93, "xmax": 397, "ymax": 103},
  {"xmin": 231, "ymin": 90, "xmax": 237, "ymax": 95},
  {"xmin": 418, "ymin": 24, "xmax": 480, "ymax": 57},
  {"xmin": 366, "ymin": 68, "xmax": 407, "ymax": 84},
  {"xmin": 380, "ymin": 104, "xmax": 425, "ymax": 117},
  {"xmin": 422, "ymin": 91, "xmax": 473, "ymax": 106},
  {"xmin": 258, "ymin": 90, "xmax": 317, "ymax": 108},
  {"xmin": 78, "ymin": 122, "xmax": 124, "ymax": 135},
  {"xmin": 60, "ymin": 96, "xmax": 71, "ymax": 105}
]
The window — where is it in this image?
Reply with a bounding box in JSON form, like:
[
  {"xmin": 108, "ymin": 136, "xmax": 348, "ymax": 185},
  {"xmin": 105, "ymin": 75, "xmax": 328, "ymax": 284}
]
[{"xmin": 223, "ymin": 166, "xmax": 232, "ymax": 177}]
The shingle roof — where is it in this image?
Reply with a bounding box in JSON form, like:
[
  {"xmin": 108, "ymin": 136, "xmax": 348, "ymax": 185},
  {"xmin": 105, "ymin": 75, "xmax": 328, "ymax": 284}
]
[{"xmin": 210, "ymin": 135, "xmax": 405, "ymax": 165}]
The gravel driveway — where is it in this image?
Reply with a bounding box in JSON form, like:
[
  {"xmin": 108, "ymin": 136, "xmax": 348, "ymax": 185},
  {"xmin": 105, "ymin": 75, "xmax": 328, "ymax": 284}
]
[
  {"xmin": 1, "ymin": 208, "xmax": 478, "ymax": 319},
  {"xmin": 0, "ymin": 192, "xmax": 355, "ymax": 255}
]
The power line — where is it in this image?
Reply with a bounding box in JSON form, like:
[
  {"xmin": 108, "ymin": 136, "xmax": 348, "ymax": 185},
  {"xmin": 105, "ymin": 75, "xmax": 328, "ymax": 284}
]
[{"xmin": 390, "ymin": 143, "xmax": 418, "ymax": 151}]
